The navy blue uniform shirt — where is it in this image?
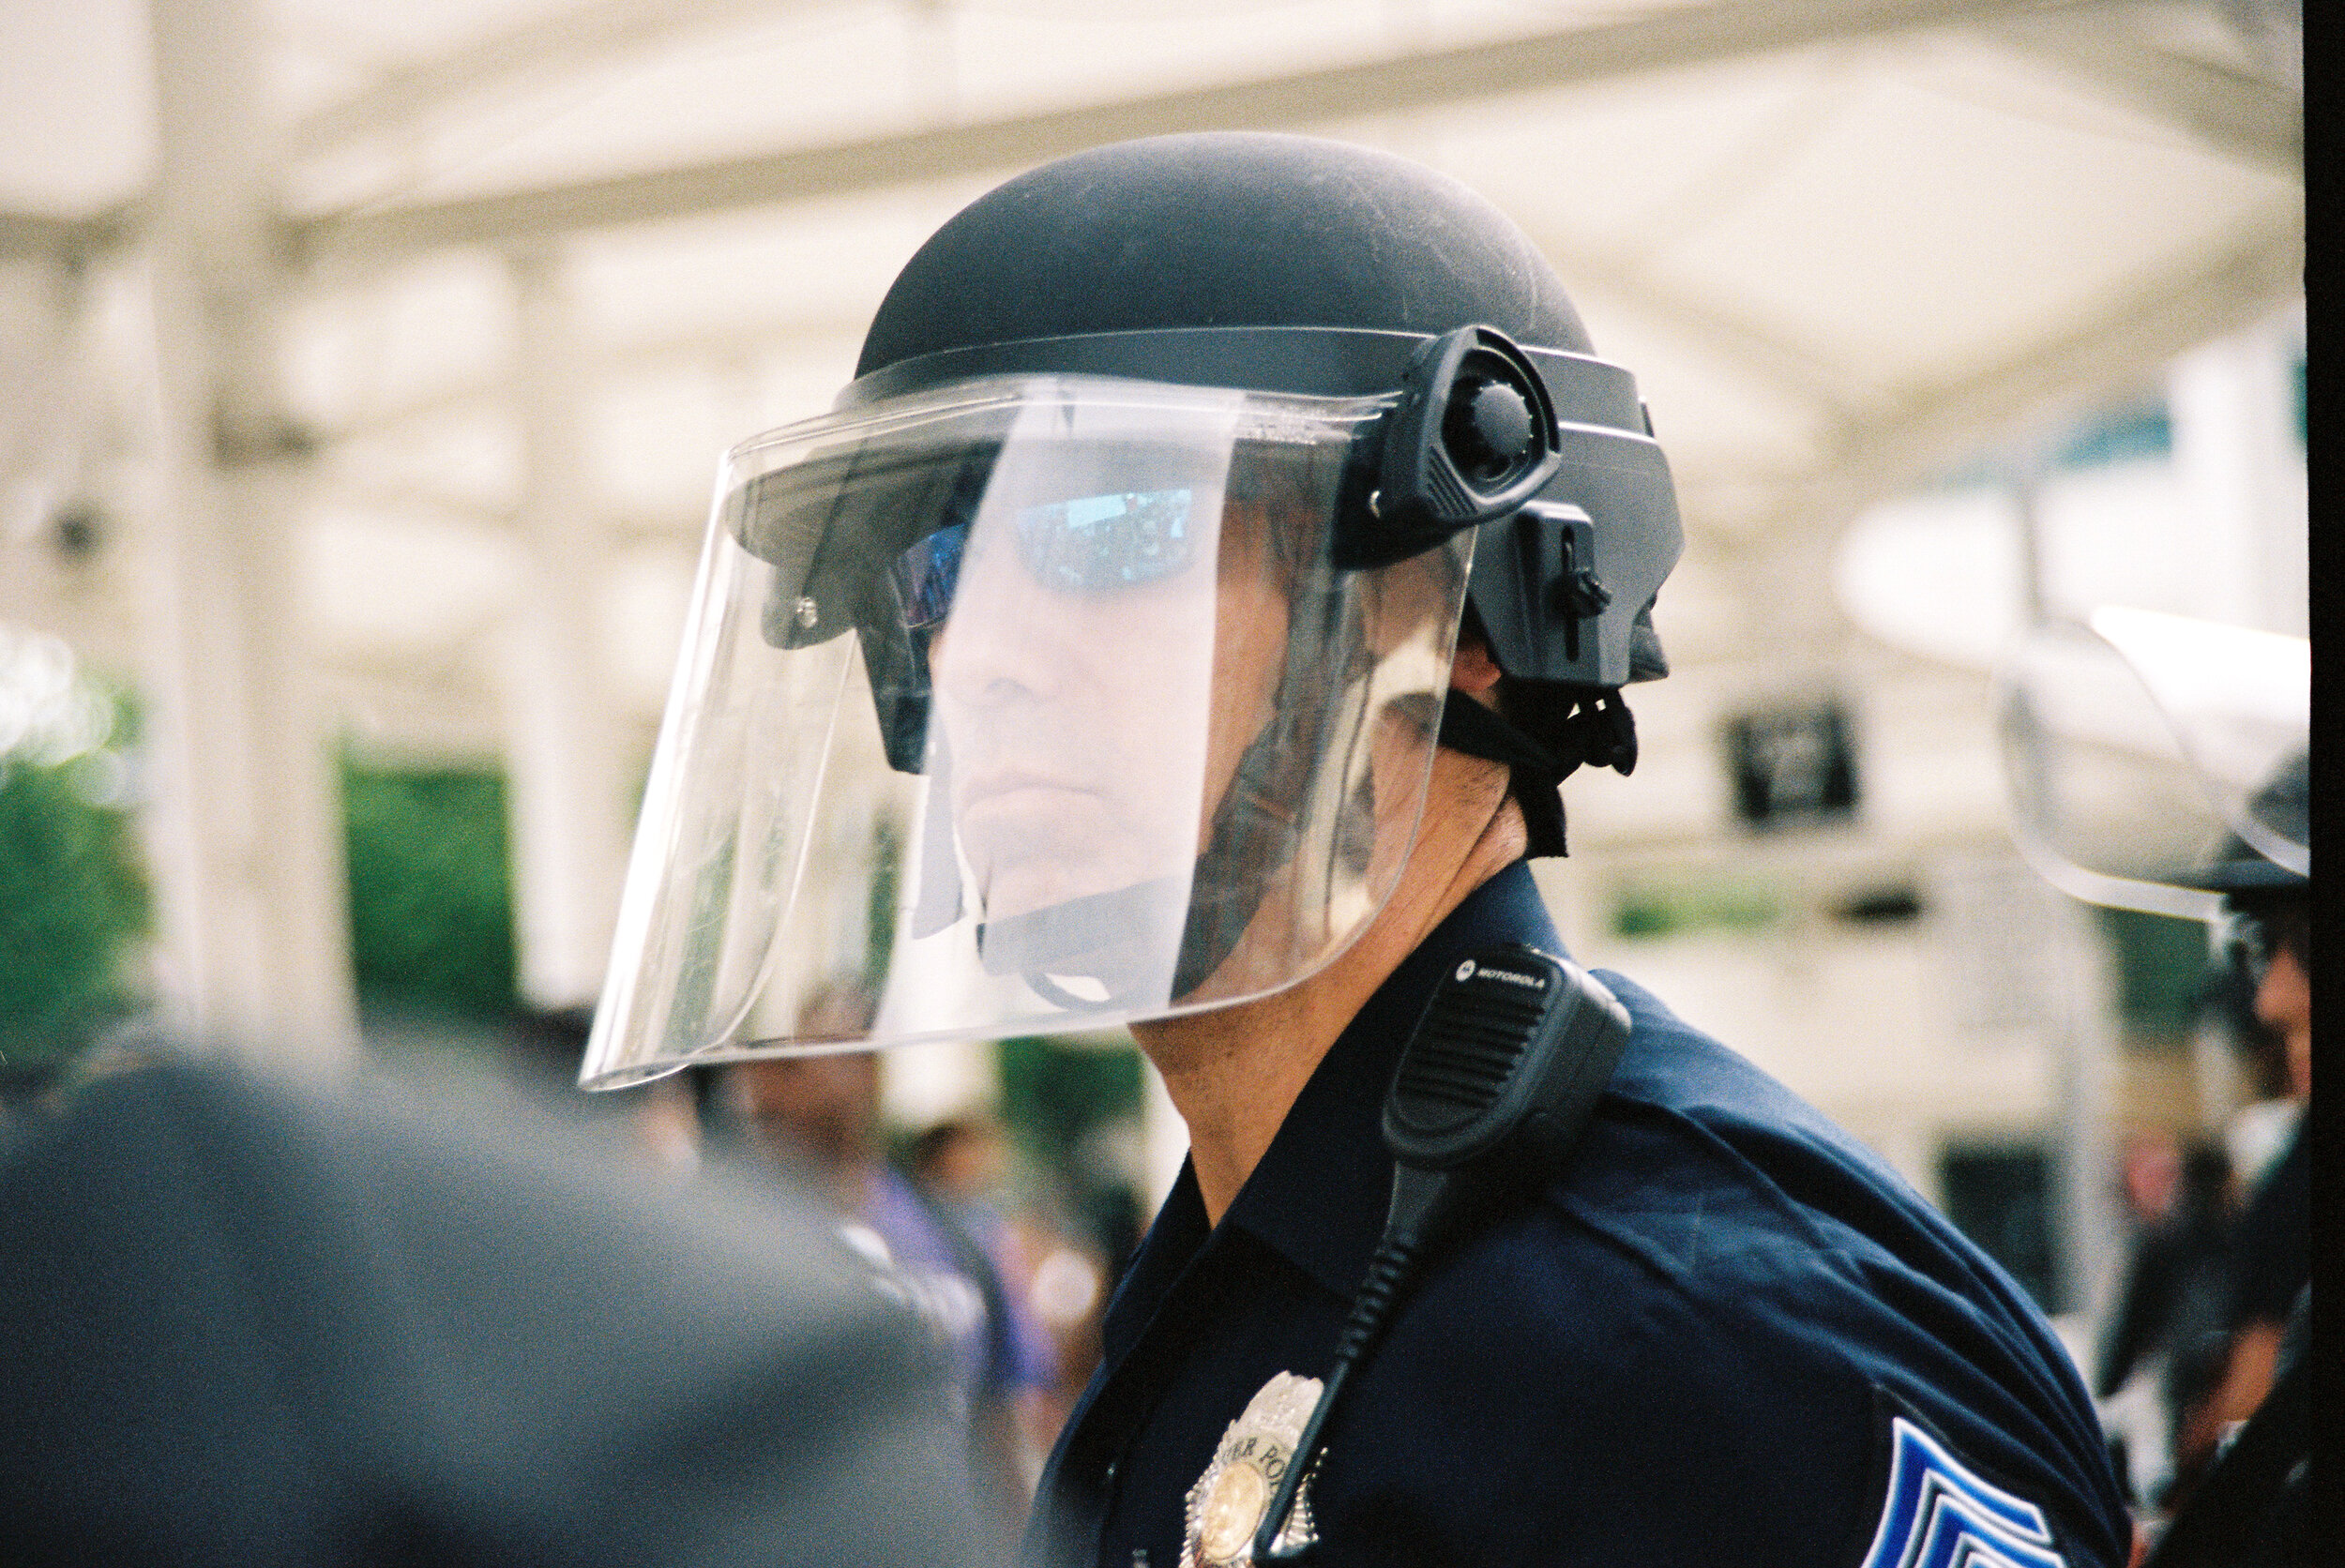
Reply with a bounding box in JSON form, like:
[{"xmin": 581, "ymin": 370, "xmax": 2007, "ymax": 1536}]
[{"xmin": 1024, "ymin": 863, "xmax": 2131, "ymax": 1568}]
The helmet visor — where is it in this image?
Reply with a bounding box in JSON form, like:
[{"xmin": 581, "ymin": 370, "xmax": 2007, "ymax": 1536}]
[
  {"xmin": 2084, "ymin": 607, "xmax": 2307, "ymax": 879},
  {"xmin": 583, "ymin": 375, "xmax": 1470, "ymax": 1086},
  {"xmin": 1994, "ymin": 609, "xmax": 2308, "ymax": 919}
]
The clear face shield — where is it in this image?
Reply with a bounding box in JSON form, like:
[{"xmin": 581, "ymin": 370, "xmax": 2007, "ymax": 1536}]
[
  {"xmin": 1993, "ymin": 606, "xmax": 2309, "ymax": 922},
  {"xmin": 583, "ymin": 375, "xmax": 1471, "ymax": 1087}
]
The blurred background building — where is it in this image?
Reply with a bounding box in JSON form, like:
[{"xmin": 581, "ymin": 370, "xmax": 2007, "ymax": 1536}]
[{"xmin": 0, "ymin": 0, "xmax": 2304, "ymax": 1376}]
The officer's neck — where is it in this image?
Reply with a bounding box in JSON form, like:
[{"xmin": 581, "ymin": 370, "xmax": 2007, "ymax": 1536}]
[{"xmin": 1132, "ymin": 750, "xmax": 1526, "ymax": 1226}]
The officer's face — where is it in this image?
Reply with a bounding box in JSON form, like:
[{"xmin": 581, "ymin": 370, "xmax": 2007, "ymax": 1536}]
[
  {"xmin": 929, "ymin": 493, "xmax": 1287, "ymax": 926},
  {"xmin": 2250, "ymin": 911, "xmax": 2310, "ymax": 1098}
]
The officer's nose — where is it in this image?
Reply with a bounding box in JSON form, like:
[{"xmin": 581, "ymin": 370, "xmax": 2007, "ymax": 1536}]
[{"xmin": 930, "ymin": 585, "xmax": 1067, "ymax": 715}]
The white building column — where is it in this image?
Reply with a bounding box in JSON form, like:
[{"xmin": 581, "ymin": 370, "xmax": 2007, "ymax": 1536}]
[
  {"xmin": 498, "ymin": 249, "xmax": 629, "ymax": 1012},
  {"xmin": 139, "ymin": 0, "xmax": 357, "ymax": 1066},
  {"xmin": 2168, "ymin": 312, "xmax": 2307, "ymax": 635},
  {"xmin": 2005, "ymin": 435, "xmax": 2124, "ymax": 1332},
  {"xmin": 0, "ymin": 256, "xmax": 91, "ymax": 643},
  {"xmin": 2049, "ymin": 892, "xmax": 2122, "ymax": 1330}
]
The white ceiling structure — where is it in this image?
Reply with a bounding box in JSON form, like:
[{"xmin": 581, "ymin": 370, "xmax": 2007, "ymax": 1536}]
[{"xmin": 0, "ymin": 0, "xmax": 2304, "ymax": 1059}]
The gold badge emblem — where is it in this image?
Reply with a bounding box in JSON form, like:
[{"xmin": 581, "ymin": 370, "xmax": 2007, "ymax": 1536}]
[{"xmin": 1181, "ymin": 1370, "xmax": 1323, "ymax": 1568}]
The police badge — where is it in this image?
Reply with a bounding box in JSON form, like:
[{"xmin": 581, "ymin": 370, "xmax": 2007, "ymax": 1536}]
[{"xmin": 1181, "ymin": 1371, "xmax": 1323, "ymax": 1568}]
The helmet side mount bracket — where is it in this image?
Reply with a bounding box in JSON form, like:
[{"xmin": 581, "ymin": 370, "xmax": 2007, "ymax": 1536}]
[
  {"xmin": 1469, "ymin": 500, "xmax": 1614, "ymax": 685},
  {"xmin": 1515, "ymin": 503, "xmax": 1611, "ymax": 668}
]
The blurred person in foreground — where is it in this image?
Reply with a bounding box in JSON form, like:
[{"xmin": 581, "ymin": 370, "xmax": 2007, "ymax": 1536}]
[
  {"xmin": 724, "ymin": 981, "xmax": 1055, "ymax": 1554},
  {"xmin": 0, "ymin": 1043, "xmax": 989, "ymax": 1567},
  {"xmin": 582, "ymin": 133, "xmax": 2131, "ymax": 1567},
  {"xmin": 2000, "ymin": 611, "xmax": 2309, "ymax": 1564},
  {"xmin": 504, "ymin": 1003, "xmax": 709, "ymax": 1177}
]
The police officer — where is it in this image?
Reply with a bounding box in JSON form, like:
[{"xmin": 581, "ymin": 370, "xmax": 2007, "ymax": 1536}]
[
  {"xmin": 2168, "ymin": 756, "xmax": 2307, "ymax": 1505},
  {"xmin": 2000, "ymin": 611, "xmax": 2307, "ymax": 1563},
  {"xmin": 583, "ymin": 133, "xmax": 2134, "ymax": 1567},
  {"xmin": 2154, "ymin": 776, "xmax": 2309, "ymax": 1566}
]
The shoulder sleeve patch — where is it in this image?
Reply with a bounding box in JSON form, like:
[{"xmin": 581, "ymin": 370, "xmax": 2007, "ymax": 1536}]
[{"xmin": 1858, "ymin": 1416, "xmax": 2066, "ymax": 1568}]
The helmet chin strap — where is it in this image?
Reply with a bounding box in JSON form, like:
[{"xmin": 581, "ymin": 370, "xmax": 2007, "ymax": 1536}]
[
  {"xmin": 1432, "ymin": 686, "xmax": 1638, "ymax": 859},
  {"xmin": 921, "ymin": 728, "xmax": 1200, "ymax": 1011},
  {"xmin": 962, "ymin": 559, "xmax": 1623, "ymax": 1010},
  {"xmin": 1171, "ymin": 671, "xmax": 1642, "ymax": 1001},
  {"xmin": 1169, "ymin": 575, "xmax": 1374, "ymax": 999},
  {"xmin": 1167, "ymin": 709, "xmax": 1314, "ymax": 999},
  {"xmin": 969, "ymin": 557, "xmax": 1362, "ymax": 1008},
  {"xmin": 975, "ymin": 874, "xmax": 1193, "ymax": 1009}
]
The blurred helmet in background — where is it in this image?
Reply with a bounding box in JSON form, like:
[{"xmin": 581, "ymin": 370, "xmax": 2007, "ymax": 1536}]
[{"xmin": 1996, "ymin": 605, "xmax": 2308, "ymax": 923}]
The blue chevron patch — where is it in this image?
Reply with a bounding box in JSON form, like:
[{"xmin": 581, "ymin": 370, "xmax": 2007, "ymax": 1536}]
[{"xmin": 1857, "ymin": 1417, "xmax": 2066, "ymax": 1568}]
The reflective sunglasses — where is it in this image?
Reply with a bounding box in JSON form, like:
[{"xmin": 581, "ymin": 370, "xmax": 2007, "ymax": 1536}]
[
  {"xmin": 887, "ymin": 486, "xmax": 1197, "ymax": 629},
  {"xmin": 2218, "ymin": 903, "xmax": 2308, "ymax": 988}
]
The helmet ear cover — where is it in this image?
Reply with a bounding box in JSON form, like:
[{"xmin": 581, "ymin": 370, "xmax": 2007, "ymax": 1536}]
[{"xmin": 1337, "ymin": 325, "xmax": 1562, "ymax": 570}]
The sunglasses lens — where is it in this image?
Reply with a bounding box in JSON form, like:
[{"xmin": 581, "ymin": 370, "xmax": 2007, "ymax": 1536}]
[
  {"xmin": 890, "ymin": 487, "xmax": 1199, "ymax": 628},
  {"xmin": 1016, "ymin": 488, "xmax": 1196, "ymax": 591},
  {"xmin": 891, "ymin": 521, "xmax": 970, "ymax": 629},
  {"xmin": 2222, "ymin": 911, "xmax": 2277, "ymax": 984}
]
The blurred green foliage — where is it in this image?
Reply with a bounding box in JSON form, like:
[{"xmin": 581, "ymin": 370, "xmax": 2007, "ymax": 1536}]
[
  {"xmin": 995, "ymin": 1033, "xmax": 1150, "ymax": 1268},
  {"xmin": 0, "ymin": 751, "xmax": 150, "ymax": 1065},
  {"xmin": 1612, "ymin": 879, "xmax": 1782, "ymax": 939},
  {"xmin": 341, "ymin": 761, "xmax": 518, "ymax": 1024},
  {"xmin": 2096, "ymin": 904, "xmax": 2209, "ymax": 1048},
  {"xmin": 865, "ymin": 816, "xmax": 900, "ymax": 985},
  {"xmin": 997, "ymin": 1034, "xmax": 1143, "ymax": 1169},
  {"xmin": 0, "ymin": 699, "xmax": 527, "ymax": 1062}
]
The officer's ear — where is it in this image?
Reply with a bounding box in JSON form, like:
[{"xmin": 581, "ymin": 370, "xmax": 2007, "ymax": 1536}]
[{"xmin": 1451, "ymin": 629, "xmax": 1504, "ymax": 700}]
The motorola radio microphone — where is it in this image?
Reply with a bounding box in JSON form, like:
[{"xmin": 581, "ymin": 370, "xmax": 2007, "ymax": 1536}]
[{"xmin": 1251, "ymin": 942, "xmax": 1631, "ymax": 1562}]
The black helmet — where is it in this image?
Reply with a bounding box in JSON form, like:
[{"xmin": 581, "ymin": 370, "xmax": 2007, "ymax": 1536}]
[
  {"xmin": 1995, "ymin": 608, "xmax": 2307, "ymax": 928},
  {"xmin": 852, "ymin": 133, "xmax": 1683, "ymax": 852},
  {"xmin": 582, "ymin": 135, "xmax": 1683, "ymax": 1084},
  {"xmin": 2183, "ymin": 747, "xmax": 2310, "ymax": 897}
]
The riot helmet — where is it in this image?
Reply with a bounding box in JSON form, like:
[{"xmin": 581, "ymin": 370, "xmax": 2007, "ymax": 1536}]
[
  {"xmin": 1996, "ymin": 605, "xmax": 2308, "ymax": 920},
  {"xmin": 2191, "ymin": 749, "xmax": 2309, "ymax": 1011},
  {"xmin": 582, "ymin": 133, "xmax": 1684, "ymax": 1087}
]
